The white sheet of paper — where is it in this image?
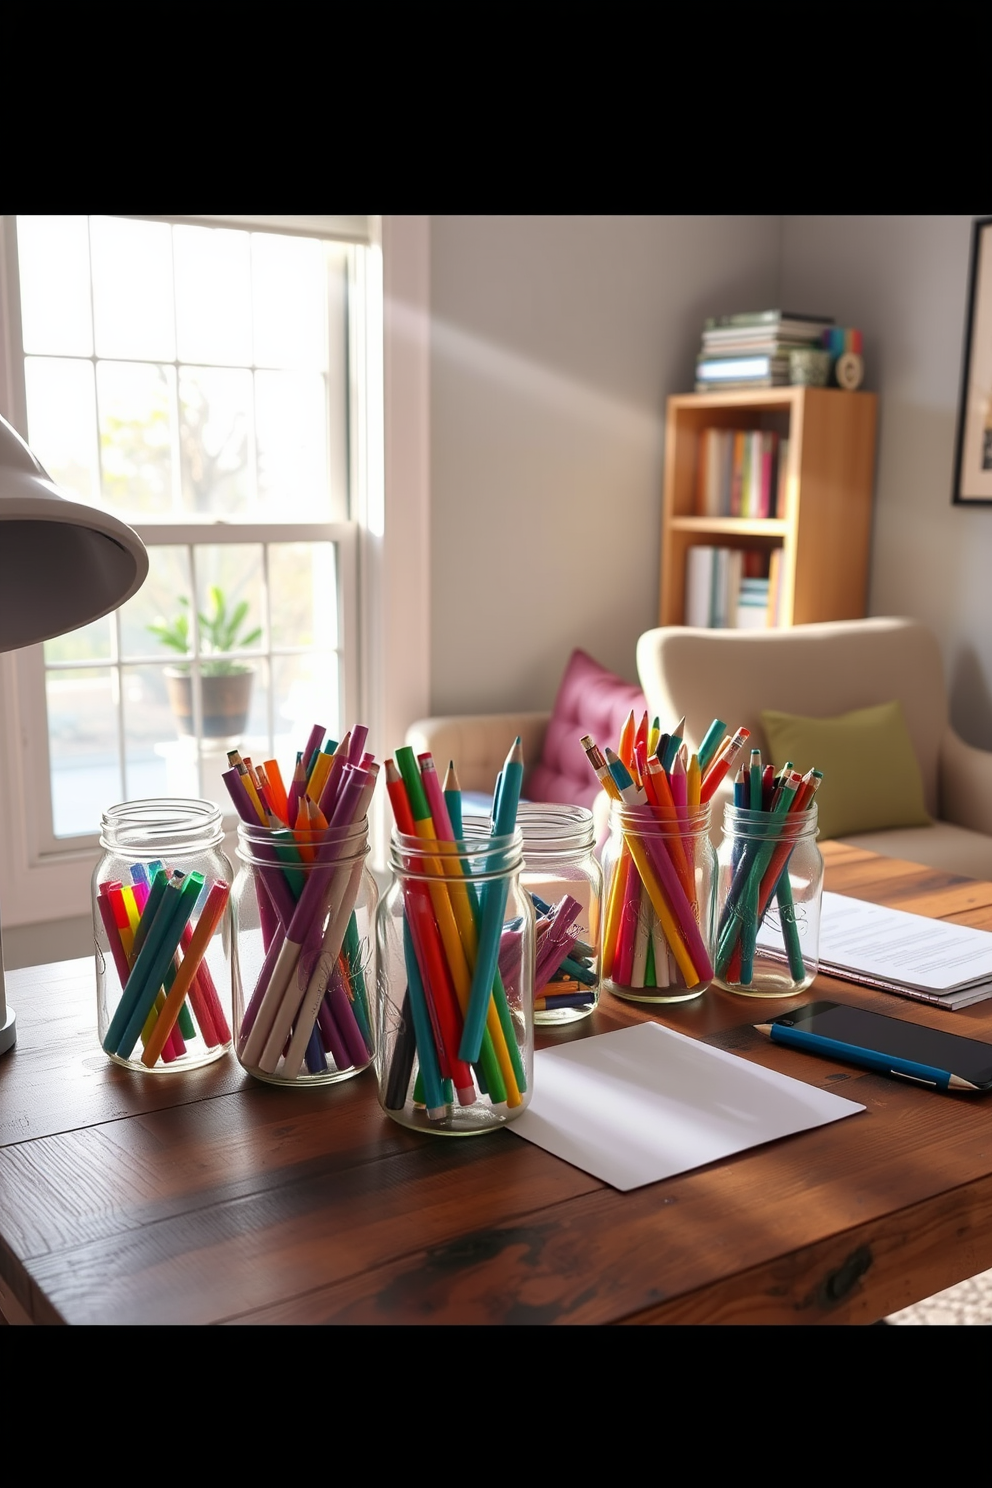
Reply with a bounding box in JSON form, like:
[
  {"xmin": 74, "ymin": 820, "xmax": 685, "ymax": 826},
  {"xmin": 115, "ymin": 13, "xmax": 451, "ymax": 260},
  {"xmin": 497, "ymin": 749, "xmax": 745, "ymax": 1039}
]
[{"xmin": 509, "ymin": 1021, "xmax": 864, "ymax": 1191}]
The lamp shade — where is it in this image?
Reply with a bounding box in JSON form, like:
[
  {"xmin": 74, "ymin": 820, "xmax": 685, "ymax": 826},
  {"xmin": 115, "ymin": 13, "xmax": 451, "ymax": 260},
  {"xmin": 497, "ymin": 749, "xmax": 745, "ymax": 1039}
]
[{"xmin": 0, "ymin": 414, "xmax": 149, "ymax": 652}]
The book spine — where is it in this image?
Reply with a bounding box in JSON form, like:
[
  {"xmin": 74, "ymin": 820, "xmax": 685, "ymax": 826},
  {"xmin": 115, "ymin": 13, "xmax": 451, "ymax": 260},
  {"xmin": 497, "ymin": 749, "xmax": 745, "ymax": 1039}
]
[
  {"xmin": 727, "ymin": 549, "xmax": 742, "ymax": 629},
  {"xmin": 768, "ymin": 547, "xmax": 783, "ymax": 628},
  {"xmin": 720, "ymin": 430, "xmax": 734, "ymax": 516},
  {"xmin": 730, "ymin": 432, "xmax": 745, "ymax": 516},
  {"xmin": 684, "ymin": 546, "xmax": 714, "ymax": 628},
  {"xmin": 767, "ymin": 434, "xmax": 779, "ymax": 520},
  {"xmin": 775, "ymin": 437, "xmax": 790, "ymax": 519},
  {"xmin": 695, "ymin": 429, "xmax": 709, "ymax": 517}
]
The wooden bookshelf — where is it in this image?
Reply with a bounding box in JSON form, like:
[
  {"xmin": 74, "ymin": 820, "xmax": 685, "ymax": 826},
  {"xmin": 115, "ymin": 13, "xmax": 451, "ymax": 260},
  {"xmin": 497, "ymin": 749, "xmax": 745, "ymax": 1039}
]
[{"xmin": 659, "ymin": 386, "xmax": 878, "ymax": 628}]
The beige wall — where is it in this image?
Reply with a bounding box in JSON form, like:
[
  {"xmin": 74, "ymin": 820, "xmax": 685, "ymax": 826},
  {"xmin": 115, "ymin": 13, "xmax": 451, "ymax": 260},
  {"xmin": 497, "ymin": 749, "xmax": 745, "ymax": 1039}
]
[
  {"xmin": 428, "ymin": 215, "xmax": 782, "ymax": 714},
  {"xmin": 780, "ymin": 215, "xmax": 992, "ymax": 746}
]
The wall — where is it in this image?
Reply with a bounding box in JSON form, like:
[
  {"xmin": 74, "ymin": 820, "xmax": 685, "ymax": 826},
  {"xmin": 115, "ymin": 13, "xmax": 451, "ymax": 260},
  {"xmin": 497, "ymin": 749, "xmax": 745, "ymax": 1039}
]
[
  {"xmin": 428, "ymin": 215, "xmax": 782, "ymax": 713},
  {"xmin": 780, "ymin": 215, "xmax": 992, "ymax": 744}
]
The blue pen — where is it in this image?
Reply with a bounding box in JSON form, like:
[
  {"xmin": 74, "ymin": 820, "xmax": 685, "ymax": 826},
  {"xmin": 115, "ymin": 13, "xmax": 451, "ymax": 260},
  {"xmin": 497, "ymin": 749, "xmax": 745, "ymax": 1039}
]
[{"xmin": 758, "ymin": 1021, "xmax": 959, "ymax": 1091}]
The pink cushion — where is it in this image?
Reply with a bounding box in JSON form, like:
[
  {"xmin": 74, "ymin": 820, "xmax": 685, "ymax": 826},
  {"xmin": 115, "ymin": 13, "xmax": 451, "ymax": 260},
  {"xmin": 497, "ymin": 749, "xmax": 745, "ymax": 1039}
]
[{"xmin": 527, "ymin": 648, "xmax": 648, "ymax": 809}]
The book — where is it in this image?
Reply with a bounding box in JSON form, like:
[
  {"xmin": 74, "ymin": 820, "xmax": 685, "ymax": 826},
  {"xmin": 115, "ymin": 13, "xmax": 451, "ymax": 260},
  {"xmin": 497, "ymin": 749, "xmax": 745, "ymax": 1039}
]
[
  {"xmin": 767, "ymin": 547, "xmax": 784, "ymax": 626},
  {"xmin": 730, "ymin": 430, "xmax": 745, "ymax": 515},
  {"xmin": 704, "ymin": 310, "xmax": 835, "ymax": 334},
  {"xmin": 700, "ymin": 329, "xmax": 831, "ymax": 356},
  {"xmin": 695, "ymin": 427, "xmax": 734, "ymax": 517},
  {"xmin": 699, "ymin": 328, "xmax": 832, "ymax": 351},
  {"xmin": 696, "ymin": 354, "xmax": 791, "ymax": 383},
  {"xmin": 736, "ymin": 576, "xmax": 770, "ymax": 630},
  {"xmin": 696, "ymin": 376, "xmax": 790, "ymax": 392},
  {"xmin": 775, "ymin": 437, "xmax": 790, "ymax": 518},
  {"xmin": 711, "ymin": 547, "xmax": 730, "ymax": 628},
  {"xmin": 684, "ymin": 546, "xmax": 714, "ymax": 627}
]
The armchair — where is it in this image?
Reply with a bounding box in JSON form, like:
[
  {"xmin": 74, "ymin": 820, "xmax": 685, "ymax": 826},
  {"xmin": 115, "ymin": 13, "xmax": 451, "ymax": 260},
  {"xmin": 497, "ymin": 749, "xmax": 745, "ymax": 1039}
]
[{"xmin": 635, "ymin": 617, "xmax": 992, "ymax": 880}]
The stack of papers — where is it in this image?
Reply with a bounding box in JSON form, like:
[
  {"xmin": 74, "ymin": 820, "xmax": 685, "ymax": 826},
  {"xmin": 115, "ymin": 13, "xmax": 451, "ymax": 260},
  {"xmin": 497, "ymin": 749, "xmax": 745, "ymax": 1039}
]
[{"xmin": 812, "ymin": 891, "xmax": 992, "ymax": 1010}]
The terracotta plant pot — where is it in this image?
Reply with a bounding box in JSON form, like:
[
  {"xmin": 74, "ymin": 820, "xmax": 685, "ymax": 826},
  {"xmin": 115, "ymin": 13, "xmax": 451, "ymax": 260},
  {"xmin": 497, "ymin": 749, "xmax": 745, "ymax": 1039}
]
[{"xmin": 165, "ymin": 667, "xmax": 254, "ymax": 740}]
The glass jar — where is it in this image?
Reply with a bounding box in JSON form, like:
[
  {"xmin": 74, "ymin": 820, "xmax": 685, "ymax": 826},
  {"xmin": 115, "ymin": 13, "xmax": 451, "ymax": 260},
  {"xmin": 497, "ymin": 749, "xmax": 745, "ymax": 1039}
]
[
  {"xmin": 517, "ymin": 803, "xmax": 602, "ymax": 1024},
  {"xmin": 712, "ymin": 803, "xmax": 823, "ymax": 997},
  {"xmin": 600, "ymin": 802, "xmax": 716, "ymax": 1004},
  {"xmin": 232, "ymin": 815, "xmax": 377, "ymax": 1086},
  {"xmin": 375, "ymin": 823, "xmax": 534, "ymax": 1135},
  {"xmin": 94, "ymin": 798, "xmax": 234, "ymax": 1073}
]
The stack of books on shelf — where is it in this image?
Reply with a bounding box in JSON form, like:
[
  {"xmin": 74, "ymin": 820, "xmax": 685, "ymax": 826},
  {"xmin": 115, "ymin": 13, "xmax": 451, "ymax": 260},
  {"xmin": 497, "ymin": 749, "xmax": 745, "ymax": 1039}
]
[
  {"xmin": 695, "ymin": 310, "xmax": 834, "ymax": 392},
  {"xmin": 684, "ymin": 547, "xmax": 780, "ymax": 630},
  {"xmin": 696, "ymin": 427, "xmax": 788, "ymax": 518}
]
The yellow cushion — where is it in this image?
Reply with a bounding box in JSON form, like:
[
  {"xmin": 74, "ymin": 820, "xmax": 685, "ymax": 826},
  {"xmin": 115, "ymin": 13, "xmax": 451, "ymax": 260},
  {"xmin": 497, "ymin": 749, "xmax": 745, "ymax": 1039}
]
[{"xmin": 760, "ymin": 700, "xmax": 931, "ymax": 841}]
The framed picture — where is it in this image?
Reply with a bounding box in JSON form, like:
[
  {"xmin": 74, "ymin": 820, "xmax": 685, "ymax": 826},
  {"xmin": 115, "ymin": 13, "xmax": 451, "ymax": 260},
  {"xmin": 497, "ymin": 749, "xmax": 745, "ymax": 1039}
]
[{"xmin": 953, "ymin": 215, "xmax": 992, "ymax": 505}]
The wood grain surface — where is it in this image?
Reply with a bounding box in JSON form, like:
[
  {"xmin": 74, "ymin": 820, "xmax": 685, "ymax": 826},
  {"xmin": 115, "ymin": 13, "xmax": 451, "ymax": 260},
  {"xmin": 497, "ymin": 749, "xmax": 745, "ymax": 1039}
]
[{"xmin": 4, "ymin": 841, "xmax": 992, "ymax": 1326}]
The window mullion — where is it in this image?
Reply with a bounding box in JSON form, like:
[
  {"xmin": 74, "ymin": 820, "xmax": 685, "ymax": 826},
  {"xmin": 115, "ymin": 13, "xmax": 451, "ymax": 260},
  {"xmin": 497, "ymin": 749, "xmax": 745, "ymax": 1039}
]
[
  {"xmin": 188, "ymin": 543, "xmax": 204, "ymax": 799},
  {"xmin": 113, "ymin": 606, "xmax": 127, "ymax": 802},
  {"xmin": 261, "ymin": 542, "xmax": 273, "ymax": 757}
]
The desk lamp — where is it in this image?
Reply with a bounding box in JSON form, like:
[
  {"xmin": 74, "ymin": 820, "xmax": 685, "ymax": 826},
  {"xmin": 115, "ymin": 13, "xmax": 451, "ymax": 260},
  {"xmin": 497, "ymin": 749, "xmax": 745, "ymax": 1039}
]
[{"xmin": 0, "ymin": 413, "xmax": 149, "ymax": 1055}]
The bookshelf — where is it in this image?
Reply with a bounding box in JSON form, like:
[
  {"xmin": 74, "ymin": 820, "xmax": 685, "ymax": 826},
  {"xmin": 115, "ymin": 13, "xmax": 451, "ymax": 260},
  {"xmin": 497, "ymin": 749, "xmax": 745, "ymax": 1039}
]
[{"xmin": 659, "ymin": 386, "xmax": 878, "ymax": 628}]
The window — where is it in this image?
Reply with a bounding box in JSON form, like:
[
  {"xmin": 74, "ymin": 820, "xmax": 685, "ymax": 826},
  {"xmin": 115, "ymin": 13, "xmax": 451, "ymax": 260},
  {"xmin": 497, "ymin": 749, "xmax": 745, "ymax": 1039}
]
[
  {"xmin": 0, "ymin": 213, "xmax": 429, "ymax": 937},
  {"xmin": 5, "ymin": 213, "xmax": 369, "ymax": 846}
]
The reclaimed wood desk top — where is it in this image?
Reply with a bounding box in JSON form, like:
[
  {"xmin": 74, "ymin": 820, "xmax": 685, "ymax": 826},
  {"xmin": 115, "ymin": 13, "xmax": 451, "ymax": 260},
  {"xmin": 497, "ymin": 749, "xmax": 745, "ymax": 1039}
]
[{"xmin": 5, "ymin": 840, "xmax": 992, "ymax": 1326}]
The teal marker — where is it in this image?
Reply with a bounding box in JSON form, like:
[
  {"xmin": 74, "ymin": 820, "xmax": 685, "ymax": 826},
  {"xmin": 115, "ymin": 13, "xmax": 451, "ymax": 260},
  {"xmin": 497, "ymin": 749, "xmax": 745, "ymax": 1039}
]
[
  {"xmin": 697, "ymin": 718, "xmax": 726, "ymax": 775},
  {"xmin": 458, "ymin": 738, "xmax": 524, "ymax": 1068}
]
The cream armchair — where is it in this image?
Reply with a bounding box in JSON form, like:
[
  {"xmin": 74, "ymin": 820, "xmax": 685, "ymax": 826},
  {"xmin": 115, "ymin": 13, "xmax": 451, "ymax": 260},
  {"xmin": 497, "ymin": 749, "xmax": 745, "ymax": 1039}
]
[
  {"xmin": 403, "ymin": 712, "xmax": 552, "ymax": 799},
  {"xmin": 635, "ymin": 617, "xmax": 992, "ymax": 880}
]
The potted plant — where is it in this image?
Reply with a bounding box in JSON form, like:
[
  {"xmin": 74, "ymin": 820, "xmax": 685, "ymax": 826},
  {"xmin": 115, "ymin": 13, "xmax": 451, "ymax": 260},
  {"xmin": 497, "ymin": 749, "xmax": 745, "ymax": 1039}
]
[{"xmin": 148, "ymin": 587, "xmax": 262, "ymax": 739}]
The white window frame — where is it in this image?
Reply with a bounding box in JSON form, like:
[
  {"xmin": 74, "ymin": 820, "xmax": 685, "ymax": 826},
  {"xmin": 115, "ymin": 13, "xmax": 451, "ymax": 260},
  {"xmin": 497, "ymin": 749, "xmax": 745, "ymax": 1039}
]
[{"xmin": 0, "ymin": 213, "xmax": 430, "ymax": 927}]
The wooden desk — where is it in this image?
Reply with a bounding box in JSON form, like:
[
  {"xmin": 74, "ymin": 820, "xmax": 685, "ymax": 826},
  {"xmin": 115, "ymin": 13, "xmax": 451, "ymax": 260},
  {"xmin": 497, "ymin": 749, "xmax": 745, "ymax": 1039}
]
[{"xmin": 5, "ymin": 841, "xmax": 992, "ymax": 1326}]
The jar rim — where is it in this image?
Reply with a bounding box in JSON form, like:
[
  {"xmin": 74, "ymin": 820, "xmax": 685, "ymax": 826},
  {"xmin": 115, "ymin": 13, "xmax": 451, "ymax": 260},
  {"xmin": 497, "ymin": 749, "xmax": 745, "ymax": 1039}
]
[
  {"xmin": 236, "ymin": 814, "xmax": 369, "ymax": 867},
  {"xmin": 722, "ymin": 801, "xmax": 819, "ymax": 838},
  {"xmin": 99, "ymin": 797, "xmax": 225, "ymax": 853},
  {"xmin": 610, "ymin": 801, "xmax": 711, "ymax": 836},
  {"xmin": 389, "ymin": 823, "xmax": 523, "ymax": 879},
  {"xmin": 514, "ymin": 802, "xmax": 595, "ymax": 851}
]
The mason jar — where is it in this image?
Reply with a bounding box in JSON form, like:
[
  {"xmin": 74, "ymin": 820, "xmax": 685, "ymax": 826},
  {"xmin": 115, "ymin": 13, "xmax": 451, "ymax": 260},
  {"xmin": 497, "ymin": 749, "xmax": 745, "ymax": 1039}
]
[
  {"xmin": 375, "ymin": 822, "xmax": 533, "ymax": 1135},
  {"xmin": 712, "ymin": 802, "xmax": 823, "ymax": 997},
  {"xmin": 232, "ymin": 814, "xmax": 377, "ymax": 1086},
  {"xmin": 517, "ymin": 803, "xmax": 602, "ymax": 1024},
  {"xmin": 94, "ymin": 798, "xmax": 234, "ymax": 1073},
  {"xmin": 600, "ymin": 801, "xmax": 716, "ymax": 1004}
]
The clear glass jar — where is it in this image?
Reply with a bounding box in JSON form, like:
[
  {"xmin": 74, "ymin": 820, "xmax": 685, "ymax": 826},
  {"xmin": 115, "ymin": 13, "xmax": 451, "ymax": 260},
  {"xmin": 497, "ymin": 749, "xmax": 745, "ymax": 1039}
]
[
  {"xmin": 232, "ymin": 815, "xmax": 377, "ymax": 1086},
  {"xmin": 517, "ymin": 803, "xmax": 602, "ymax": 1024},
  {"xmin": 94, "ymin": 798, "xmax": 234, "ymax": 1073},
  {"xmin": 375, "ymin": 823, "xmax": 533, "ymax": 1135},
  {"xmin": 712, "ymin": 803, "xmax": 823, "ymax": 997},
  {"xmin": 600, "ymin": 802, "xmax": 716, "ymax": 1004}
]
